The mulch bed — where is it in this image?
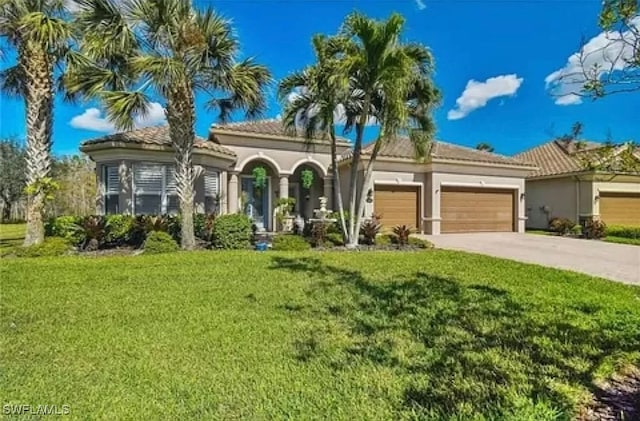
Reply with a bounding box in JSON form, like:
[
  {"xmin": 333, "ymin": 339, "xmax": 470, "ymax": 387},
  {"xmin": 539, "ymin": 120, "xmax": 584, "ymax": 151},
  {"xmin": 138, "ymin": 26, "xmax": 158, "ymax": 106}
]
[{"xmin": 579, "ymin": 368, "xmax": 640, "ymax": 421}]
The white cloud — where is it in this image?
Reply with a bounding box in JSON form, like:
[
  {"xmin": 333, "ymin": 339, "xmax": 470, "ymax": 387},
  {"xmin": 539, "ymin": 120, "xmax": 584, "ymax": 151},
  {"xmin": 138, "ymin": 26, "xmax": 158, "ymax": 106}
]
[
  {"xmin": 415, "ymin": 0, "xmax": 426, "ymax": 10},
  {"xmin": 546, "ymin": 17, "xmax": 640, "ymax": 105},
  {"xmin": 447, "ymin": 74, "xmax": 524, "ymax": 120},
  {"xmin": 70, "ymin": 102, "xmax": 166, "ymax": 133}
]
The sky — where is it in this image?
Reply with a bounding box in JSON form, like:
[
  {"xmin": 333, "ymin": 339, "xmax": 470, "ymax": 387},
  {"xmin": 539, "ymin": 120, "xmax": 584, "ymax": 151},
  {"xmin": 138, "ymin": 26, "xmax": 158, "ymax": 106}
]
[{"xmin": 1, "ymin": 0, "xmax": 639, "ymax": 157}]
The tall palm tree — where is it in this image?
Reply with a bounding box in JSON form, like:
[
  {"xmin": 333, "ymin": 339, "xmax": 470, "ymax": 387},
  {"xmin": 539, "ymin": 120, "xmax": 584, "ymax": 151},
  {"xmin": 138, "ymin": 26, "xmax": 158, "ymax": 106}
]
[
  {"xmin": 476, "ymin": 142, "xmax": 495, "ymax": 152},
  {"xmin": 66, "ymin": 0, "xmax": 271, "ymax": 249},
  {"xmin": 0, "ymin": 0, "xmax": 71, "ymax": 246},
  {"xmin": 338, "ymin": 12, "xmax": 440, "ymax": 247},
  {"xmin": 278, "ymin": 34, "xmax": 350, "ymax": 237}
]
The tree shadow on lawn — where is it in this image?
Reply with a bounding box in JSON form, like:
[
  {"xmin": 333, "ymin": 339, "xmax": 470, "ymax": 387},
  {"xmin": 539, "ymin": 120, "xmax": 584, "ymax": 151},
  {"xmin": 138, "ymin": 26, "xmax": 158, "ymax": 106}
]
[{"xmin": 269, "ymin": 256, "xmax": 640, "ymax": 419}]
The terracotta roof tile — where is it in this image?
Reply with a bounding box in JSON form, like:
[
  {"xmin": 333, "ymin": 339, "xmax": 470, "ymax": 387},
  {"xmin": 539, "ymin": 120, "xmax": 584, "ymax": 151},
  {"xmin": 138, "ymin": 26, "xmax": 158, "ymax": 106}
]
[
  {"xmin": 81, "ymin": 125, "xmax": 236, "ymax": 157},
  {"xmin": 341, "ymin": 136, "xmax": 532, "ymax": 167},
  {"xmin": 211, "ymin": 118, "xmax": 351, "ymax": 144}
]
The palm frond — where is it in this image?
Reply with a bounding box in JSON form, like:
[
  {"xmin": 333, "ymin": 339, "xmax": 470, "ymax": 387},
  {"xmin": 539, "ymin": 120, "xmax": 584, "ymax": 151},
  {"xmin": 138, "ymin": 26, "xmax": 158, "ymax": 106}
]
[
  {"xmin": 0, "ymin": 64, "xmax": 25, "ymax": 98},
  {"xmin": 100, "ymin": 90, "xmax": 151, "ymax": 131}
]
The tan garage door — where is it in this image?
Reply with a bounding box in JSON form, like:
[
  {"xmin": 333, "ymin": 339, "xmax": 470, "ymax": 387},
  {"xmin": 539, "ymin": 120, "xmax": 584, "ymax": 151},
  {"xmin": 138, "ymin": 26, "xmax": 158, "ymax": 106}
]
[
  {"xmin": 600, "ymin": 192, "xmax": 640, "ymax": 226},
  {"xmin": 374, "ymin": 185, "xmax": 419, "ymax": 231},
  {"xmin": 441, "ymin": 187, "xmax": 515, "ymax": 233}
]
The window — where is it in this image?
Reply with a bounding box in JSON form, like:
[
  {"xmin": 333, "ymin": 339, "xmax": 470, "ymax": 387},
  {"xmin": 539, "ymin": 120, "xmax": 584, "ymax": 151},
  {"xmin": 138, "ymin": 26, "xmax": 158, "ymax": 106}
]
[
  {"xmin": 204, "ymin": 170, "xmax": 220, "ymax": 214},
  {"xmin": 104, "ymin": 165, "xmax": 119, "ymax": 214},
  {"xmin": 133, "ymin": 163, "xmax": 178, "ymax": 215}
]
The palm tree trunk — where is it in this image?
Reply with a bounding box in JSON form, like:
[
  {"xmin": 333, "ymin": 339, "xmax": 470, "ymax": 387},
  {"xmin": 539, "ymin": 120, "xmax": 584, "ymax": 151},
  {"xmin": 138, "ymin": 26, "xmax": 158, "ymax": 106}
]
[
  {"xmin": 167, "ymin": 84, "xmax": 196, "ymax": 250},
  {"xmin": 354, "ymin": 139, "xmax": 382, "ymax": 236},
  {"xmin": 21, "ymin": 43, "xmax": 54, "ymax": 247},
  {"xmin": 2, "ymin": 201, "xmax": 12, "ymax": 223},
  {"xmin": 329, "ymin": 127, "xmax": 347, "ymax": 238}
]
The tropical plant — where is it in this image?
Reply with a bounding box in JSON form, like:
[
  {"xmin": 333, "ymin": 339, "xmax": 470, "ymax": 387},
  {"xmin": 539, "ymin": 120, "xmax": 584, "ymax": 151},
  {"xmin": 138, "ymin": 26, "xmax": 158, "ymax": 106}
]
[
  {"xmin": 584, "ymin": 218, "xmax": 607, "ymax": 240},
  {"xmin": 476, "ymin": 142, "xmax": 495, "ymax": 153},
  {"xmin": 79, "ymin": 215, "xmax": 106, "ymax": 250},
  {"xmin": 549, "ymin": 217, "xmax": 575, "ymax": 235},
  {"xmin": 360, "ymin": 217, "xmax": 382, "ymax": 245},
  {"xmin": 301, "ymin": 168, "xmax": 314, "ymax": 190},
  {"xmin": 65, "ymin": 0, "xmax": 271, "ymax": 250},
  {"xmin": 0, "ymin": 0, "xmax": 72, "ymax": 245},
  {"xmin": 252, "ymin": 166, "xmax": 267, "ymax": 189},
  {"xmin": 392, "ymin": 225, "xmax": 413, "ymax": 247},
  {"xmin": 275, "ymin": 197, "xmax": 296, "ymax": 214},
  {"xmin": 0, "ymin": 138, "xmax": 26, "ymax": 221},
  {"xmin": 278, "ymin": 34, "xmax": 350, "ymax": 240}
]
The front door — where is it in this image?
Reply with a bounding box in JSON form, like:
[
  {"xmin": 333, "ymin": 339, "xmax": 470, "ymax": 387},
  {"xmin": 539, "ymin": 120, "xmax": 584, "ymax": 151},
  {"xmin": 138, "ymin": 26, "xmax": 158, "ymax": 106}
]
[{"xmin": 241, "ymin": 177, "xmax": 270, "ymax": 231}]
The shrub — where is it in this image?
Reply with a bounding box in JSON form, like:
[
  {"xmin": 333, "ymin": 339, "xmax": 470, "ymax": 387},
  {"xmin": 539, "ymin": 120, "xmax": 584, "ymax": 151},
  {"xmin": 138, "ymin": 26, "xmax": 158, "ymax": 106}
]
[
  {"xmin": 310, "ymin": 221, "xmax": 330, "ymax": 247},
  {"xmin": 606, "ymin": 225, "xmax": 640, "ymax": 239},
  {"xmin": 584, "ymin": 219, "xmax": 606, "ymax": 239},
  {"xmin": 326, "ymin": 232, "xmax": 344, "ymax": 247},
  {"xmin": 212, "ymin": 214, "xmax": 252, "ymax": 249},
  {"xmin": 360, "ymin": 218, "xmax": 382, "ymax": 245},
  {"xmin": 194, "ymin": 213, "xmax": 216, "ymax": 241},
  {"xmin": 15, "ymin": 237, "xmax": 72, "ymax": 258},
  {"xmin": 549, "ymin": 217, "xmax": 575, "ymax": 235},
  {"xmin": 143, "ymin": 231, "xmax": 179, "ymax": 254},
  {"xmin": 104, "ymin": 214, "xmax": 134, "ymax": 245},
  {"xmin": 570, "ymin": 224, "xmax": 582, "ymax": 236},
  {"xmin": 272, "ymin": 234, "xmax": 311, "ymax": 251},
  {"xmin": 392, "ymin": 225, "xmax": 413, "ymax": 247},
  {"xmin": 375, "ymin": 234, "xmax": 393, "ymax": 247},
  {"xmin": 45, "ymin": 216, "xmax": 82, "ymax": 245},
  {"xmin": 327, "ymin": 210, "xmax": 351, "ymax": 234},
  {"xmin": 79, "ymin": 216, "xmax": 106, "ymax": 251},
  {"xmin": 408, "ymin": 236, "xmax": 434, "ymax": 249}
]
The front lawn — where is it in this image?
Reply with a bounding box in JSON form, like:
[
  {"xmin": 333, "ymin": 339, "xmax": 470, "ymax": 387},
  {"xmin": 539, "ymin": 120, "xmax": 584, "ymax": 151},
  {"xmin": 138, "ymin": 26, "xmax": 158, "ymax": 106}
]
[
  {"xmin": 2, "ymin": 251, "xmax": 639, "ymax": 419},
  {"xmin": 0, "ymin": 223, "xmax": 25, "ymax": 253}
]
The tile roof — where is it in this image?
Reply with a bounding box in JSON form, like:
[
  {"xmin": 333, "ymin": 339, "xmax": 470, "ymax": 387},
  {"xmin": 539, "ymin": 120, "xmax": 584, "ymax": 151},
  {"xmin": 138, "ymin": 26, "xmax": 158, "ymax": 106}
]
[
  {"xmin": 513, "ymin": 139, "xmax": 640, "ymax": 178},
  {"xmin": 81, "ymin": 125, "xmax": 237, "ymax": 157},
  {"xmin": 341, "ymin": 136, "xmax": 533, "ymax": 167},
  {"xmin": 211, "ymin": 118, "xmax": 351, "ymax": 144}
]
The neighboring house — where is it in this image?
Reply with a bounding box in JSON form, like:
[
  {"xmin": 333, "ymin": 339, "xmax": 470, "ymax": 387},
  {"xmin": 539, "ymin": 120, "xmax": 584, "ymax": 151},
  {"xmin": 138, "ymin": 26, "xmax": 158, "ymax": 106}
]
[
  {"xmin": 515, "ymin": 139, "xmax": 640, "ymax": 229},
  {"xmin": 80, "ymin": 119, "xmax": 534, "ymax": 234}
]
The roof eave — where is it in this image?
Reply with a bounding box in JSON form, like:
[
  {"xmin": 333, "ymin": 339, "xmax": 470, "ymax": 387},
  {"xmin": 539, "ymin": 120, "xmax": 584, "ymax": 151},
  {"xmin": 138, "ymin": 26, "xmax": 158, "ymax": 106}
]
[
  {"xmin": 80, "ymin": 140, "xmax": 237, "ymax": 161},
  {"xmin": 211, "ymin": 128, "xmax": 352, "ymax": 146}
]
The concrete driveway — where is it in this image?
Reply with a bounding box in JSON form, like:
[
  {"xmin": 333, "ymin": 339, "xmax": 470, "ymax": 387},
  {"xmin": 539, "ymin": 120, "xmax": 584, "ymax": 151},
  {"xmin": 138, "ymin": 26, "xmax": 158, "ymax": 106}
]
[{"xmin": 422, "ymin": 233, "xmax": 640, "ymax": 285}]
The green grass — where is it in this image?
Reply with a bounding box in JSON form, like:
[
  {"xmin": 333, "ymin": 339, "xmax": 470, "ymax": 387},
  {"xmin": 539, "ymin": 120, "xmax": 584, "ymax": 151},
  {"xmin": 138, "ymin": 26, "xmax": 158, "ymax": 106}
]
[
  {"xmin": 2, "ymin": 251, "xmax": 640, "ymax": 420},
  {"xmin": 603, "ymin": 236, "xmax": 640, "ymax": 246},
  {"xmin": 526, "ymin": 229, "xmax": 553, "ymax": 236},
  {"xmin": 0, "ymin": 223, "xmax": 25, "ymax": 254}
]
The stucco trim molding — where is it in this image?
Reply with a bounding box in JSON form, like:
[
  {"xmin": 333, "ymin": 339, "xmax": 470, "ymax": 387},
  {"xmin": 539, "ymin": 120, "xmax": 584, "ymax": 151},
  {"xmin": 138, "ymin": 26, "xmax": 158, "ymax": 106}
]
[
  {"xmin": 290, "ymin": 157, "xmax": 328, "ymax": 177},
  {"xmin": 439, "ymin": 181, "xmax": 520, "ymax": 190},
  {"xmin": 234, "ymin": 153, "xmax": 283, "ymax": 175}
]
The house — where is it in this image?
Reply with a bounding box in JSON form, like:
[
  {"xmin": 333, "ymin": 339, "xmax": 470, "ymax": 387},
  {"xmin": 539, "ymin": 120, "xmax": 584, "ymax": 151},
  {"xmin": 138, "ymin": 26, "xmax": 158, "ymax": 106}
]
[
  {"xmin": 515, "ymin": 139, "xmax": 640, "ymax": 229},
  {"xmin": 80, "ymin": 119, "xmax": 535, "ymax": 234}
]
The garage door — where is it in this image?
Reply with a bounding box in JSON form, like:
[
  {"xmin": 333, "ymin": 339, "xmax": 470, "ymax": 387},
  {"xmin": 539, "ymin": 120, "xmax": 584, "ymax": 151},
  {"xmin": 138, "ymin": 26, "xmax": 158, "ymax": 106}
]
[
  {"xmin": 374, "ymin": 185, "xmax": 419, "ymax": 230},
  {"xmin": 600, "ymin": 192, "xmax": 640, "ymax": 226},
  {"xmin": 441, "ymin": 187, "xmax": 514, "ymax": 233}
]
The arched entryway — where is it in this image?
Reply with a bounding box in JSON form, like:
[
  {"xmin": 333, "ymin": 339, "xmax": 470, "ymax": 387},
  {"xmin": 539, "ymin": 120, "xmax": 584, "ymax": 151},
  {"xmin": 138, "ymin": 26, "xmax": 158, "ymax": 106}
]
[
  {"xmin": 238, "ymin": 159, "xmax": 279, "ymax": 231},
  {"xmin": 290, "ymin": 163, "xmax": 326, "ymax": 220}
]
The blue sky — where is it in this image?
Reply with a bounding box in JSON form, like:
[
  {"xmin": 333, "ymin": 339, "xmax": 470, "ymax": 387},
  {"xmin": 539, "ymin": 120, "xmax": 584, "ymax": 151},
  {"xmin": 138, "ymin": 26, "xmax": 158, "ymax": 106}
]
[{"xmin": 1, "ymin": 0, "xmax": 638, "ymax": 156}]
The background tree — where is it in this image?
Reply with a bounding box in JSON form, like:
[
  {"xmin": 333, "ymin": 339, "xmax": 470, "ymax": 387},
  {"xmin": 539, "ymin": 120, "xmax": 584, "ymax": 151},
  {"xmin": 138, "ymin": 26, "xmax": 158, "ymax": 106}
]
[
  {"xmin": 556, "ymin": 0, "xmax": 639, "ymax": 99},
  {"xmin": 279, "ymin": 34, "xmax": 351, "ymax": 237},
  {"xmin": 0, "ymin": 0, "xmax": 71, "ymax": 245},
  {"xmin": 475, "ymin": 142, "xmax": 494, "ymax": 152},
  {"xmin": 66, "ymin": 0, "xmax": 271, "ymax": 249},
  {"xmin": 49, "ymin": 154, "xmax": 96, "ymax": 217},
  {"xmin": 338, "ymin": 12, "xmax": 440, "ymax": 247},
  {"xmin": 0, "ymin": 138, "xmax": 27, "ymax": 222}
]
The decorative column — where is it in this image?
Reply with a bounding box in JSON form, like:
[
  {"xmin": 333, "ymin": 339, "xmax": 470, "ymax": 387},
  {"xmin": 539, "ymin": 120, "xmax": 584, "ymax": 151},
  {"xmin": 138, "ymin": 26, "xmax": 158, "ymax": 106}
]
[
  {"xmin": 118, "ymin": 160, "xmax": 133, "ymax": 215},
  {"xmin": 323, "ymin": 176, "xmax": 333, "ymax": 210},
  {"xmin": 228, "ymin": 172, "xmax": 239, "ymax": 213},
  {"xmin": 279, "ymin": 176, "xmax": 289, "ymax": 200}
]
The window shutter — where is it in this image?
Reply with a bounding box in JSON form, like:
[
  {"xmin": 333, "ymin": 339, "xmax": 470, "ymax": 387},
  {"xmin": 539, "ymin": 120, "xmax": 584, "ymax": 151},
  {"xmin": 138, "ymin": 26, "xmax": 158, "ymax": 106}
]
[
  {"xmin": 134, "ymin": 164, "xmax": 163, "ymax": 194},
  {"xmin": 204, "ymin": 171, "xmax": 219, "ymax": 196},
  {"xmin": 105, "ymin": 166, "xmax": 119, "ymax": 195},
  {"xmin": 165, "ymin": 166, "xmax": 177, "ymax": 195}
]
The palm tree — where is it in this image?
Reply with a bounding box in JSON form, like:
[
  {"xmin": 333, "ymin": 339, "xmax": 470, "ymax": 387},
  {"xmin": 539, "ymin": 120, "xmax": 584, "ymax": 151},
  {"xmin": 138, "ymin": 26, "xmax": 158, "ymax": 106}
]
[
  {"xmin": 476, "ymin": 142, "xmax": 494, "ymax": 152},
  {"xmin": 278, "ymin": 34, "xmax": 350, "ymax": 237},
  {"xmin": 338, "ymin": 12, "xmax": 440, "ymax": 247},
  {"xmin": 66, "ymin": 0, "xmax": 271, "ymax": 249},
  {"xmin": 0, "ymin": 0, "xmax": 71, "ymax": 246}
]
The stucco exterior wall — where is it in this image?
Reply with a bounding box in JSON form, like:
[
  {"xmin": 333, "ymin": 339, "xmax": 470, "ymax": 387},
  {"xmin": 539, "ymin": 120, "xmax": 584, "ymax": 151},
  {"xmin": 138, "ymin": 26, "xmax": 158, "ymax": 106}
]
[{"xmin": 525, "ymin": 177, "xmax": 578, "ymax": 229}]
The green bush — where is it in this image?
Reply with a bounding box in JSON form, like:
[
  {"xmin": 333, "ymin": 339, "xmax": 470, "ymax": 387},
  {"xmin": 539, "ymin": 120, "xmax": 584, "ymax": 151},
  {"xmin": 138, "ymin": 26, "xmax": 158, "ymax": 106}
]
[
  {"xmin": 105, "ymin": 214, "xmax": 134, "ymax": 245},
  {"xmin": 45, "ymin": 216, "xmax": 82, "ymax": 245},
  {"xmin": 408, "ymin": 236, "xmax": 434, "ymax": 249},
  {"xmin": 570, "ymin": 224, "xmax": 582, "ymax": 236},
  {"xmin": 326, "ymin": 232, "xmax": 344, "ymax": 247},
  {"xmin": 194, "ymin": 213, "xmax": 216, "ymax": 241},
  {"xmin": 310, "ymin": 221, "xmax": 330, "ymax": 247},
  {"xmin": 392, "ymin": 225, "xmax": 413, "ymax": 247},
  {"xmin": 375, "ymin": 234, "xmax": 393, "ymax": 246},
  {"xmin": 327, "ymin": 210, "xmax": 351, "ymax": 234},
  {"xmin": 15, "ymin": 237, "xmax": 72, "ymax": 258},
  {"xmin": 212, "ymin": 214, "xmax": 252, "ymax": 249},
  {"xmin": 606, "ymin": 225, "xmax": 640, "ymax": 239},
  {"xmin": 143, "ymin": 231, "xmax": 179, "ymax": 254},
  {"xmin": 272, "ymin": 234, "xmax": 311, "ymax": 251},
  {"xmin": 549, "ymin": 217, "xmax": 575, "ymax": 235}
]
